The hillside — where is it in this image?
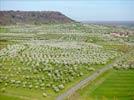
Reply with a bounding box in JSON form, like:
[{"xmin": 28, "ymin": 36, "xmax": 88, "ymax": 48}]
[{"xmin": 0, "ymin": 11, "xmax": 74, "ymax": 25}]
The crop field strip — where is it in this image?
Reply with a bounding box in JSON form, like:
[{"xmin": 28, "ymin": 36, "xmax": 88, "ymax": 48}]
[
  {"xmin": 90, "ymin": 70, "xmax": 134, "ymax": 100},
  {"xmin": 73, "ymin": 69, "xmax": 134, "ymax": 100}
]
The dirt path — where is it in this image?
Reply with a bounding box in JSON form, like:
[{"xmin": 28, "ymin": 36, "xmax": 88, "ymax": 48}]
[{"xmin": 56, "ymin": 52, "xmax": 131, "ymax": 100}]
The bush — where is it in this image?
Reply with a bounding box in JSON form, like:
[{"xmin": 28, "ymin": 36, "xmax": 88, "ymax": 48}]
[
  {"xmin": 29, "ymin": 85, "xmax": 32, "ymax": 89},
  {"xmin": 35, "ymin": 86, "xmax": 39, "ymax": 89},
  {"xmin": 42, "ymin": 92, "xmax": 47, "ymax": 97},
  {"xmin": 53, "ymin": 86, "xmax": 59, "ymax": 92},
  {"xmin": 88, "ymin": 67, "xmax": 95, "ymax": 71},
  {"xmin": 58, "ymin": 84, "xmax": 64, "ymax": 89}
]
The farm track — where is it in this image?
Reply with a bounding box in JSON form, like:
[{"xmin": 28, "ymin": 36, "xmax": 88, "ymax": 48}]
[{"xmin": 56, "ymin": 50, "xmax": 133, "ymax": 100}]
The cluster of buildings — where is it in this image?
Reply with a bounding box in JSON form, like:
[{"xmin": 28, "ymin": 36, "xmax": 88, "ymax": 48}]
[{"xmin": 110, "ymin": 32, "xmax": 129, "ymax": 37}]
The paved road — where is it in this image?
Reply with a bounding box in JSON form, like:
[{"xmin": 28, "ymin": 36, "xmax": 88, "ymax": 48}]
[{"xmin": 56, "ymin": 52, "xmax": 132, "ymax": 100}]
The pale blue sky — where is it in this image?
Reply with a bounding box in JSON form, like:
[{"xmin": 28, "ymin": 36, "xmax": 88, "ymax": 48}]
[{"xmin": 0, "ymin": 0, "xmax": 134, "ymax": 21}]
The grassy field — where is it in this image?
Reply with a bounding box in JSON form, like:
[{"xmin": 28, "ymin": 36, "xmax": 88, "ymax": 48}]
[
  {"xmin": 0, "ymin": 23, "xmax": 134, "ymax": 100},
  {"xmin": 0, "ymin": 94, "xmax": 23, "ymax": 100},
  {"xmin": 74, "ymin": 69, "xmax": 134, "ymax": 100}
]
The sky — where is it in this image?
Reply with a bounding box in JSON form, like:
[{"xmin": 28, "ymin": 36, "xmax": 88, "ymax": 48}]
[{"xmin": 0, "ymin": 0, "xmax": 134, "ymax": 21}]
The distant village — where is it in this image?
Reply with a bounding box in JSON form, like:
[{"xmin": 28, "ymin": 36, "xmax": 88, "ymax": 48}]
[{"xmin": 110, "ymin": 32, "xmax": 129, "ymax": 37}]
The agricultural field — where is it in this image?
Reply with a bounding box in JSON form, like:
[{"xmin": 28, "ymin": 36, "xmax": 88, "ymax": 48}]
[
  {"xmin": 69, "ymin": 49, "xmax": 134, "ymax": 100},
  {"xmin": 0, "ymin": 23, "xmax": 134, "ymax": 100},
  {"xmin": 72, "ymin": 69, "xmax": 134, "ymax": 100}
]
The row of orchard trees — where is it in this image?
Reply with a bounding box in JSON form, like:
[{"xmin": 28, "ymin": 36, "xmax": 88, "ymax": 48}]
[
  {"xmin": 0, "ymin": 41, "xmax": 119, "ymax": 65},
  {"xmin": 113, "ymin": 51, "xmax": 134, "ymax": 70}
]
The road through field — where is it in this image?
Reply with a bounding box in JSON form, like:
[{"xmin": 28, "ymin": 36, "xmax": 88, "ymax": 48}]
[{"xmin": 56, "ymin": 51, "xmax": 132, "ymax": 100}]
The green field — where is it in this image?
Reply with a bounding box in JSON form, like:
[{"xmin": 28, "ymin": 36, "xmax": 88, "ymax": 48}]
[
  {"xmin": 0, "ymin": 23, "xmax": 134, "ymax": 100},
  {"xmin": 0, "ymin": 95, "xmax": 22, "ymax": 100},
  {"xmin": 75, "ymin": 69, "xmax": 134, "ymax": 100}
]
